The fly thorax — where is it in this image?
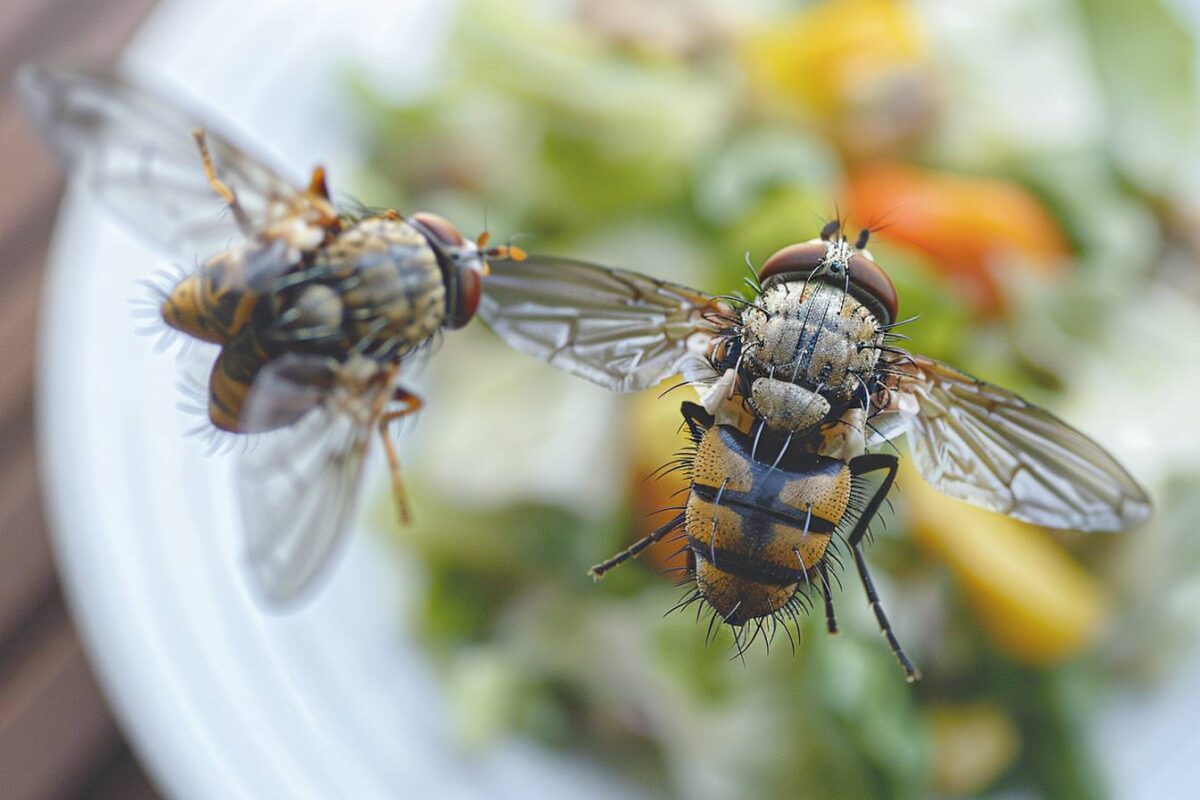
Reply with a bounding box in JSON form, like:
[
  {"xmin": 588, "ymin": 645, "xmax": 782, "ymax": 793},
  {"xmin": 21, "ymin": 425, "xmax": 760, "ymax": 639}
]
[
  {"xmin": 741, "ymin": 281, "xmax": 882, "ymax": 432},
  {"xmin": 319, "ymin": 217, "xmax": 411, "ymax": 278},
  {"xmin": 320, "ymin": 217, "xmax": 446, "ymax": 354},
  {"xmin": 291, "ymin": 284, "xmax": 343, "ymax": 326},
  {"xmin": 262, "ymin": 192, "xmax": 336, "ymax": 261},
  {"xmin": 749, "ymin": 378, "xmax": 830, "ymax": 433},
  {"xmin": 268, "ymin": 284, "xmax": 345, "ymax": 351}
]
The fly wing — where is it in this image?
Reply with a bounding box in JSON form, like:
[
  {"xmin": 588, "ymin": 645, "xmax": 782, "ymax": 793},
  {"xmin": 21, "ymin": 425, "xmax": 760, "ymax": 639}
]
[
  {"xmin": 235, "ymin": 354, "xmax": 390, "ymax": 603},
  {"xmin": 18, "ymin": 64, "xmax": 305, "ymax": 260},
  {"xmin": 479, "ymin": 255, "xmax": 729, "ymax": 392},
  {"xmin": 874, "ymin": 353, "xmax": 1151, "ymax": 531}
]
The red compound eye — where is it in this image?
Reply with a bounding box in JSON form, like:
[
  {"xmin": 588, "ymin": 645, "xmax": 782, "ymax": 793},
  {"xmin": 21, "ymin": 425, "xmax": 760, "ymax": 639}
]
[
  {"xmin": 756, "ymin": 242, "xmax": 898, "ymax": 325},
  {"xmin": 847, "ymin": 253, "xmax": 898, "ymax": 326},
  {"xmin": 410, "ymin": 211, "xmax": 465, "ymax": 247},
  {"xmin": 757, "ymin": 242, "xmax": 828, "ymax": 285},
  {"xmin": 444, "ymin": 263, "xmax": 480, "ymax": 329}
]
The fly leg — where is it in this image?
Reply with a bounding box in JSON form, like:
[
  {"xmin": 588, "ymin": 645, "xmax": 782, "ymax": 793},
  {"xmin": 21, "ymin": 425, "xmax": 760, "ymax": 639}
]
[
  {"xmin": 589, "ymin": 513, "xmax": 686, "ymax": 579},
  {"xmin": 847, "ymin": 453, "xmax": 919, "ymax": 681},
  {"xmin": 378, "ymin": 386, "xmax": 423, "ymax": 526},
  {"xmin": 818, "ymin": 561, "xmax": 838, "ymax": 635},
  {"xmin": 192, "ymin": 129, "xmax": 252, "ymax": 233}
]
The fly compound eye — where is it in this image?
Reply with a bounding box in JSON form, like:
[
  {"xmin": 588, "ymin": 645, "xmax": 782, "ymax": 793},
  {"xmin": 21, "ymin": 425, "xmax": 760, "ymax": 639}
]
[
  {"xmin": 443, "ymin": 263, "xmax": 481, "ymax": 329},
  {"xmin": 410, "ymin": 211, "xmax": 466, "ymax": 248},
  {"xmin": 757, "ymin": 242, "xmax": 829, "ymax": 286},
  {"xmin": 412, "ymin": 211, "xmax": 480, "ymax": 328},
  {"xmin": 756, "ymin": 240, "xmax": 898, "ymax": 325},
  {"xmin": 848, "ymin": 253, "xmax": 898, "ymax": 326}
]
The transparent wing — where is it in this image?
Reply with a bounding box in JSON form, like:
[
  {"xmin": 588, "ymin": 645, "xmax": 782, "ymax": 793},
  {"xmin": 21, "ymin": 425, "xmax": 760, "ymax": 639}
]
[
  {"xmin": 236, "ymin": 354, "xmax": 390, "ymax": 603},
  {"xmin": 875, "ymin": 353, "xmax": 1151, "ymax": 531},
  {"xmin": 18, "ymin": 64, "xmax": 304, "ymax": 259},
  {"xmin": 478, "ymin": 255, "xmax": 730, "ymax": 392}
]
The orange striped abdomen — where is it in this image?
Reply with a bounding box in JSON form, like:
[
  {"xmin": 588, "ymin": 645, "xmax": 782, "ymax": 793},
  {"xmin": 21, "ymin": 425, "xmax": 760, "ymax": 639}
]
[
  {"xmin": 161, "ymin": 244, "xmax": 272, "ymax": 346},
  {"xmin": 206, "ymin": 330, "xmax": 269, "ymax": 432},
  {"xmin": 686, "ymin": 425, "xmax": 851, "ymax": 624}
]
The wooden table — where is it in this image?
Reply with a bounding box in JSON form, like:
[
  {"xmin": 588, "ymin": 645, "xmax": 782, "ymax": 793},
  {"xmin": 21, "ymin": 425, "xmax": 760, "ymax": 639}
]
[{"xmin": 1, "ymin": 1, "xmax": 161, "ymax": 797}]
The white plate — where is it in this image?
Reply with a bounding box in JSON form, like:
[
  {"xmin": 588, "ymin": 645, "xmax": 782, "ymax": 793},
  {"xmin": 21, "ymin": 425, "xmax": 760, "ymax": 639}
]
[
  {"xmin": 37, "ymin": 1, "xmax": 633, "ymax": 797},
  {"xmin": 38, "ymin": 2, "xmax": 1200, "ymax": 798}
]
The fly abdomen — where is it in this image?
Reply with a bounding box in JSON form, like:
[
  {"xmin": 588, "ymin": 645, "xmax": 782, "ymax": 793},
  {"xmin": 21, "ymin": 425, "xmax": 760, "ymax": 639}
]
[
  {"xmin": 162, "ymin": 244, "xmax": 269, "ymax": 345},
  {"xmin": 686, "ymin": 424, "xmax": 851, "ymax": 625},
  {"xmin": 207, "ymin": 328, "xmax": 270, "ymax": 432}
]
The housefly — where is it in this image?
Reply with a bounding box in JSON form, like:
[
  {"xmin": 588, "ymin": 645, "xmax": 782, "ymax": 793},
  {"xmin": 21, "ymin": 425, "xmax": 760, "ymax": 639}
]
[
  {"xmin": 477, "ymin": 221, "xmax": 1151, "ymax": 678},
  {"xmin": 20, "ymin": 65, "xmax": 522, "ymax": 602}
]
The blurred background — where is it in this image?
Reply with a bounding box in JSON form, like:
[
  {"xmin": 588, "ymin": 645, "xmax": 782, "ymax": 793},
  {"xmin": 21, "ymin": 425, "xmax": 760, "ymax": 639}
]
[
  {"xmin": 1, "ymin": 2, "xmax": 160, "ymax": 798},
  {"xmin": 6, "ymin": 0, "xmax": 1200, "ymax": 797}
]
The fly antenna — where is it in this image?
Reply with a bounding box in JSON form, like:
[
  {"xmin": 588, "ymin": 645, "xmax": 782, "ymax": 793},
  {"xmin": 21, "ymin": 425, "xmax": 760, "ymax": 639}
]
[
  {"xmin": 820, "ymin": 218, "xmax": 841, "ymax": 242},
  {"xmin": 476, "ymin": 208, "xmax": 528, "ymax": 264}
]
